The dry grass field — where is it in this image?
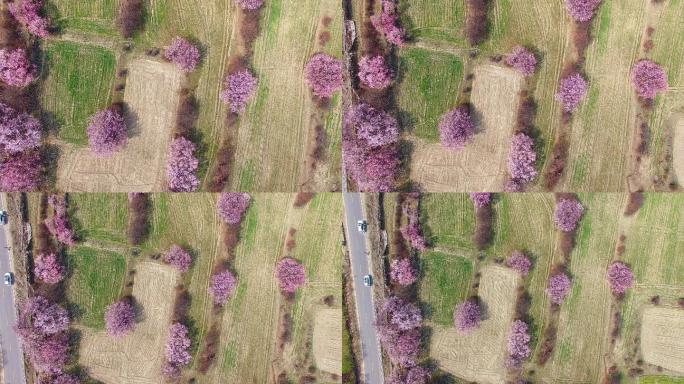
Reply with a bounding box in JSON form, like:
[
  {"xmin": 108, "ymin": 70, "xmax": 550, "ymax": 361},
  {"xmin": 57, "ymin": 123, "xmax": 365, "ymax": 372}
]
[
  {"xmin": 411, "ymin": 65, "xmax": 523, "ymax": 191},
  {"xmin": 640, "ymin": 307, "xmax": 684, "ymax": 374},
  {"xmin": 313, "ymin": 307, "xmax": 343, "ymax": 375},
  {"xmin": 56, "ymin": 59, "xmax": 184, "ymax": 192},
  {"xmin": 80, "ymin": 262, "xmax": 179, "ymax": 384},
  {"xmin": 431, "ymin": 266, "xmax": 520, "ymax": 384},
  {"xmin": 672, "ymin": 114, "xmax": 684, "ymax": 183}
]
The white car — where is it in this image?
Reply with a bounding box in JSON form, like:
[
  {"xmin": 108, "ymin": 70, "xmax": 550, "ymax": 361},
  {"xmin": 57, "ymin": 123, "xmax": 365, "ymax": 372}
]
[
  {"xmin": 363, "ymin": 274, "xmax": 372, "ymax": 287},
  {"xmin": 357, "ymin": 220, "xmax": 367, "ymax": 233},
  {"xmin": 3, "ymin": 272, "xmax": 13, "ymax": 286}
]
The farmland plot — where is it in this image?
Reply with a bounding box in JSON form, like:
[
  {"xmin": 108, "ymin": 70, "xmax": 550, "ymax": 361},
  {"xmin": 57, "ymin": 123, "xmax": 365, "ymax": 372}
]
[
  {"xmin": 640, "ymin": 307, "xmax": 684, "ymax": 374},
  {"xmin": 313, "ymin": 307, "xmax": 342, "ymax": 375}
]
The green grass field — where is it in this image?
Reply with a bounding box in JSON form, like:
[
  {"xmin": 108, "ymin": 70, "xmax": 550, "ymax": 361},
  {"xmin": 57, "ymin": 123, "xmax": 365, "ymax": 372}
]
[
  {"xmin": 47, "ymin": 0, "xmax": 118, "ymax": 37},
  {"xmin": 639, "ymin": 377, "xmax": 684, "ymax": 384},
  {"xmin": 420, "ymin": 250, "xmax": 473, "ymax": 326},
  {"xmin": 69, "ymin": 193, "xmax": 129, "ymax": 243},
  {"xmin": 396, "ymin": 48, "xmax": 463, "ymax": 141},
  {"xmin": 420, "ymin": 193, "xmax": 474, "ymax": 251},
  {"xmin": 41, "ymin": 41, "xmax": 116, "ymax": 146},
  {"xmin": 400, "ymin": 0, "xmax": 464, "ymax": 44}
]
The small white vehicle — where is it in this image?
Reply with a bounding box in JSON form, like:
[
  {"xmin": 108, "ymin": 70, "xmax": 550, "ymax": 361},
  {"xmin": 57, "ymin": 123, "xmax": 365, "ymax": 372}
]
[
  {"xmin": 363, "ymin": 274, "xmax": 372, "ymax": 287},
  {"xmin": 3, "ymin": 272, "xmax": 14, "ymax": 286},
  {"xmin": 0, "ymin": 210, "xmax": 7, "ymax": 225},
  {"xmin": 357, "ymin": 220, "xmax": 367, "ymax": 233}
]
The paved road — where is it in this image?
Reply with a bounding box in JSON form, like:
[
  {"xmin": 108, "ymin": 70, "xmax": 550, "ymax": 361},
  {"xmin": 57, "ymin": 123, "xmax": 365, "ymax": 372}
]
[
  {"xmin": 342, "ymin": 193, "xmax": 384, "ymax": 384},
  {"xmin": 0, "ymin": 195, "xmax": 26, "ymax": 384}
]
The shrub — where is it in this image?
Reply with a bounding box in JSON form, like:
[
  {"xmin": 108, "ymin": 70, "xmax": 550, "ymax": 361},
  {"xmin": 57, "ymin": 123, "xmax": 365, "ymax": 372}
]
[
  {"xmin": 8, "ymin": 0, "xmax": 49, "ymax": 38},
  {"xmin": 127, "ymin": 193, "xmax": 149, "ymax": 245},
  {"xmin": 87, "ymin": 108, "xmax": 127, "ymax": 157},
  {"xmin": 469, "ymin": 192, "xmax": 491, "ymax": 208},
  {"xmin": 163, "ymin": 245, "xmax": 192, "ymax": 273},
  {"xmin": 275, "ymin": 257, "xmax": 306, "ymax": 293},
  {"xmin": 507, "ymin": 133, "xmax": 537, "ymax": 183},
  {"xmin": 0, "ymin": 101, "xmax": 41, "ymax": 153},
  {"xmin": 345, "ymin": 103, "xmax": 399, "ymax": 148},
  {"xmin": 0, "ymin": 48, "xmax": 37, "ymax": 87},
  {"xmin": 220, "ymin": 69, "xmax": 258, "ymax": 114},
  {"xmin": 166, "ymin": 137, "xmax": 199, "ymax": 192},
  {"xmin": 389, "ymin": 258, "xmax": 417, "ymax": 286},
  {"xmin": 555, "ymin": 73, "xmax": 588, "ymax": 113},
  {"xmin": 624, "ymin": 192, "xmax": 644, "ymax": 216},
  {"xmin": 546, "ymin": 273, "xmax": 572, "ymax": 305},
  {"xmin": 400, "ymin": 205, "xmax": 427, "ymax": 251},
  {"xmin": 45, "ymin": 195, "xmax": 76, "ymax": 246},
  {"xmin": 630, "ymin": 60, "xmax": 668, "ymax": 100},
  {"xmin": 506, "ymin": 320, "xmax": 531, "ymax": 367},
  {"xmin": 358, "ymin": 55, "xmax": 394, "ymax": 89},
  {"xmin": 162, "ymin": 323, "xmax": 192, "ymax": 378},
  {"xmin": 104, "ymin": 300, "xmax": 136, "ymax": 338},
  {"xmin": 553, "ymin": 198, "xmax": 584, "ymax": 232},
  {"xmin": 116, "ymin": 0, "xmax": 144, "ymax": 38},
  {"xmin": 216, "ymin": 192, "xmax": 251, "ymax": 224},
  {"xmin": 234, "ymin": 0, "xmax": 264, "ymax": 10},
  {"xmin": 453, "ymin": 299, "xmax": 481, "ymax": 333},
  {"xmin": 0, "ymin": 150, "xmax": 40, "ymax": 191},
  {"xmin": 208, "ymin": 270, "xmax": 237, "ymax": 305},
  {"xmin": 565, "ymin": 0, "xmax": 602, "ymax": 22},
  {"xmin": 370, "ymin": 0, "xmax": 405, "ymax": 46},
  {"xmin": 34, "ymin": 252, "xmax": 65, "ymax": 284},
  {"xmin": 164, "ymin": 37, "xmax": 201, "ymax": 72},
  {"xmin": 473, "ymin": 204, "xmax": 492, "ymax": 250},
  {"xmin": 465, "ymin": 0, "xmax": 489, "ymax": 45},
  {"xmin": 606, "ymin": 262, "xmax": 633, "ymax": 295},
  {"xmin": 438, "ymin": 106, "xmax": 475, "ymax": 150},
  {"xmin": 304, "ymin": 53, "xmax": 343, "ymax": 98},
  {"xmin": 505, "ymin": 46, "xmax": 537, "ymax": 77},
  {"xmin": 505, "ymin": 251, "xmax": 531, "ymax": 276}
]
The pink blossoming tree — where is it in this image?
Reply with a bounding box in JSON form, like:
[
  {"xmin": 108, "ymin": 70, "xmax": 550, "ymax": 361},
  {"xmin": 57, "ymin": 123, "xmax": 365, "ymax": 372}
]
[
  {"xmin": 8, "ymin": 0, "xmax": 49, "ymax": 38},
  {"xmin": 220, "ymin": 70, "xmax": 258, "ymax": 114},
  {"xmin": 553, "ymin": 198, "xmax": 584, "ymax": 232},
  {"xmin": 208, "ymin": 270, "xmax": 237, "ymax": 305},
  {"xmin": 505, "ymin": 251, "xmax": 532, "ymax": 276},
  {"xmin": 0, "ymin": 102, "xmax": 41, "ymax": 153},
  {"xmin": 164, "ymin": 37, "xmax": 201, "ymax": 72},
  {"xmin": 34, "ymin": 252, "xmax": 65, "ymax": 284},
  {"xmin": 555, "ymin": 73, "xmax": 588, "ymax": 113},
  {"xmin": 469, "ymin": 192, "xmax": 491, "ymax": 208},
  {"xmin": 104, "ymin": 300, "xmax": 136, "ymax": 338},
  {"xmin": 388, "ymin": 366, "xmax": 431, "ymax": 384},
  {"xmin": 505, "ymin": 46, "xmax": 537, "ymax": 77},
  {"xmin": 0, "ymin": 150, "xmax": 41, "ymax": 191},
  {"xmin": 345, "ymin": 103, "xmax": 399, "ymax": 148},
  {"xmin": 507, "ymin": 133, "xmax": 537, "ymax": 184},
  {"xmin": 506, "ymin": 320, "xmax": 531, "ymax": 367},
  {"xmin": 565, "ymin": 0, "xmax": 602, "ymax": 22},
  {"xmin": 305, "ymin": 53, "xmax": 343, "ymax": 98},
  {"xmin": 390, "ymin": 258, "xmax": 417, "ymax": 286},
  {"xmin": 453, "ymin": 299, "xmax": 481, "ymax": 334},
  {"xmin": 342, "ymin": 140, "xmax": 399, "ymax": 191},
  {"xmin": 606, "ymin": 261, "xmax": 633, "ymax": 295},
  {"xmin": 45, "ymin": 195, "xmax": 76, "ymax": 246},
  {"xmin": 216, "ymin": 193, "xmax": 251, "ymax": 225},
  {"xmin": 15, "ymin": 296, "xmax": 69, "ymax": 336},
  {"xmin": 275, "ymin": 257, "xmax": 306, "ymax": 293},
  {"xmin": 358, "ymin": 55, "xmax": 394, "ymax": 89},
  {"xmin": 87, "ymin": 108, "xmax": 127, "ymax": 157},
  {"xmin": 166, "ymin": 137, "xmax": 199, "ymax": 192},
  {"xmin": 163, "ymin": 245, "xmax": 192, "ymax": 273},
  {"xmin": 546, "ymin": 273, "xmax": 572, "ymax": 305},
  {"xmin": 0, "ymin": 48, "xmax": 37, "ymax": 87},
  {"xmin": 400, "ymin": 205, "xmax": 427, "ymax": 251},
  {"xmin": 438, "ymin": 106, "xmax": 475, "ymax": 150},
  {"xmin": 162, "ymin": 322, "xmax": 192, "ymax": 378},
  {"xmin": 370, "ymin": 0, "xmax": 405, "ymax": 46},
  {"xmin": 233, "ymin": 0, "xmax": 264, "ymax": 10},
  {"xmin": 630, "ymin": 60, "xmax": 668, "ymax": 100}
]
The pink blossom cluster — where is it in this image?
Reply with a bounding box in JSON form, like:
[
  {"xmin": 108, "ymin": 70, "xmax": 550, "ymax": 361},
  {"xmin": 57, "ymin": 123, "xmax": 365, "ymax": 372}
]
[
  {"xmin": 564, "ymin": 0, "xmax": 602, "ymax": 22},
  {"xmin": 389, "ymin": 258, "xmax": 417, "ymax": 286},
  {"xmin": 104, "ymin": 300, "xmax": 136, "ymax": 338},
  {"xmin": 0, "ymin": 102, "xmax": 41, "ymax": 153},
  {"xmin": 546, "ymin": 272, "xmax": 572, "ymax": 305},
  {"xmin": 555, "ymin": 73, "xmax": 588, "ymax": 113},
  {"xmin": 304, "ymin": 53, "xmax": 343, "ymax": 98},
  {"xmin": 345, "ymin": 103, "xmax": 399, "ymax": 148},
  {"xmin": 507, "ymin": 133, "xmax": 537, "ymax": 185},
  {"xmin": 8, "ymin": 0, "xmax": 49, "ymax": 38},
  {"xmin": 0, "ymin": 48, "xmax": 37, "ymax": 87},
  {"xmin": 630, "ymin": 60, "xmax": 668, "ymax": 100},
  {"xmin": 376, "ymin": 296, "xmax": 422, "ymax": 367},
  {"xmin": 506, "ymin": 320, "xmax": 531, "ymax": 367},
  {"xmin": 220, "ymin": 69, "xmax": 258, "ymax": 114},
  {"xmin": 553, "ymin": 198, "xmax": 584, "ymax": 232},
  {"xmin": 0, "ymin": 150, "xmax": 41, "ymax": 191},
  {"xmin": 87, "ymin": 108, "xmax": 127, "ymax": 157},
  {"xmin": 505, "ymin": 46, "xmax": 537, "ymax": 77},
  {"xmin": 45, "ymin": 195, "xmax": 76, "ymax": 246},
  {"xmin": 505, "ymin": 251, "xmax": 531, "ymax": 276},
  {"xmin": 34, "ymin": 252, "xmax": 65, "ymax": 284},
  {"xmin": 162, "ymin": 322, "xmax": 192, "ymax": 378},
  {"xmin": 469, "ymin": 193, "xmax": 491, "ymax": 208},
  {"xmin": 400, "ymin": 205, "xmax": 427, "ymax": 251},
  {"xmin": 453, "ymin": 299, "xmax": 481, "ymax": 333},
  {"xmin": 358, "ymin": 55, "xmax": 394, "ymax": 89},
  {"xmin": 387, "ymin": 366, "xmax": 431, "ymax": 384},
  {"xmin": 163, "ymin": 244, "xmax": 192, "ymax": 273},
  {"xmin": 208, "ymin": 270, "xmax": 237, "ymax": 305},
  {"xmin": 216, "ymin": 192, "xmax": 251, "ymax": 225},
  {"xmin": 233, "ymin": 0, "xmax": 264, "ymax": 10},
  {"xmin": 166, "ymin": 137, "xmax": 199, "ymax": 192},
  {"xmin": 606, "ymin": 261, "xmax": 633, "ymax": 295},
  {"xmin": 438, "ymin": 106, "xmax": 475, "ymax": 150},
  {"xmin": 40, "ymin": 373, "xmax": 79, "ymax": 384},
  {"xmin": 164, "ymin": 37, "xmax": 201, "ymax": 72},
  {"xmin": 275, "ymin": 257, "xmax": 306, "ymax": 293},
  {"xmin": 370, "ymin": 0, "xmax": 405, "ymax": 46}
]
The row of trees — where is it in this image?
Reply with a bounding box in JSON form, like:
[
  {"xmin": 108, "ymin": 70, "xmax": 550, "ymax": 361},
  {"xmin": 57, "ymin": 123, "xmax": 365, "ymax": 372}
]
[{"xmin": 370, "ymin": 0, "xmax": 405, "ymax": 46}]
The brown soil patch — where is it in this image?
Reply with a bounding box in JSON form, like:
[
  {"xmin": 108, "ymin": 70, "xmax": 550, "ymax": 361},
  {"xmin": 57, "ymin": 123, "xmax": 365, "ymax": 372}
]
[
  {"xmin": 411, "ymin": 65, "xmax": 524, "ymax": 191},
  {"xmin": 673, "ymin": 115, "xmax": 684, "ymax": 183},
  {"xmin": 80, "ymin": 262, "xmax": 178, "ymax": 384},
  {"xmin": 641, "ymin": 306, "xmax": 684, "ymax": 374},
  {"xmin": 312, "ymin": 307, "xmax": 342, "ymax": 375},
  {"xmin": 57, "ymin": 59, "xmax": 183, "ymax": 192},
  {"xmin": 431, "ymin": 265, "xmax": 520, "ymax": 384}
]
